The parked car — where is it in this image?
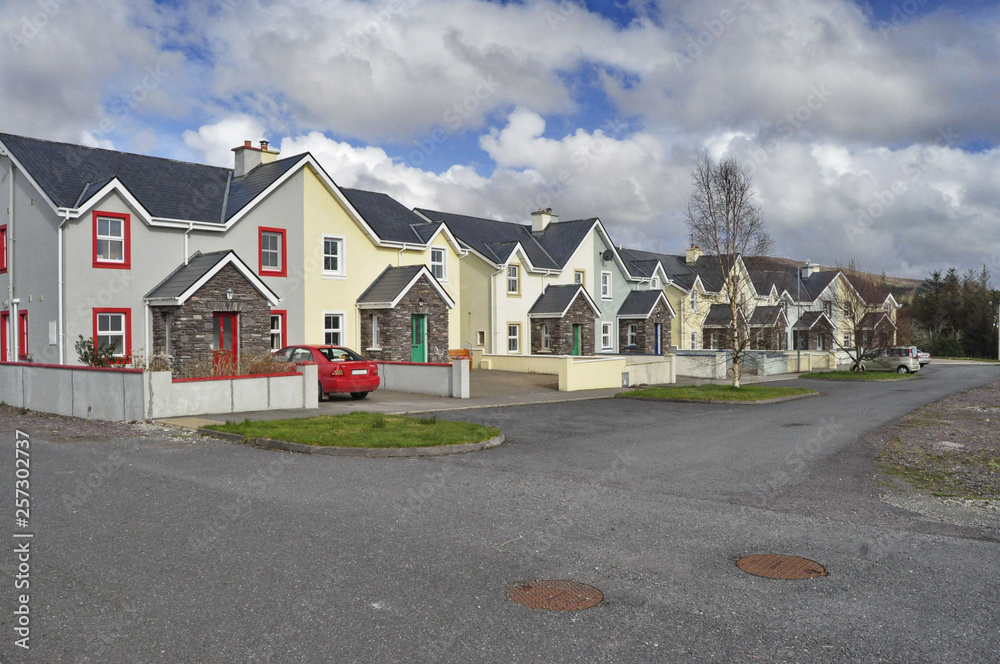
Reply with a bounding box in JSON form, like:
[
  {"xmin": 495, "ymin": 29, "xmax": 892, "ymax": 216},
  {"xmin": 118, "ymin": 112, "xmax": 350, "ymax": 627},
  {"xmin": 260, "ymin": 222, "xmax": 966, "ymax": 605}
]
[
  {"xmin": 853, "ymin": 346, "xmax": 921, "ymax": 373},
  {"xmin": 917, "ymin": 350, "xmax": 931, "ymax": 366},
  {"xmin": 273, "ymin": 345, "xmax": 380, "ymax": 400}
]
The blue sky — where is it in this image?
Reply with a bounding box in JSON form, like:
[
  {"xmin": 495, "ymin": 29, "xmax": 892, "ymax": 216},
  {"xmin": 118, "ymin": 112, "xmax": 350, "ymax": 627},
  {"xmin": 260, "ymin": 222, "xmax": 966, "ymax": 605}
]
[{"xmin": 1, "ymin": 0, "xmax": 998, "ymax": 278}]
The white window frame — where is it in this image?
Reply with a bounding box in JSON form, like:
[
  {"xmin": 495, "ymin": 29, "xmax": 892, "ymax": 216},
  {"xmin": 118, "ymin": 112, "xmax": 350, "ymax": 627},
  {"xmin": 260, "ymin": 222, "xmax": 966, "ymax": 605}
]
[
  {"xmin": 476, "ymin": 330, "xmax": 485, "ymax": 346},
  {"xmin": 628, "ymin": 323, "xmax": 638, "ymax": 347},
  {"xmin": 322, "ymin": 235, "xmax": 345, "ymax": 278},
  {"xmin": 601, "ymin": 322, "xmax": 613, "ymax": 350},
  {"xmin": 96, "ymin": 312, "xmax": 127, "ymax": 357},
  {"xmin": 430, "ymin": 246, "xmax": 447, "ymax": 282},
  {"xmin": 844, "ymin": 332, "xmax": 852, "ymax": 347},
  {"xmin": 507, "ymin": 265, "xmax": 519, "ymax": 295},
  {"xmin": 323, "ymin": 312, "xmax": 345, "ymax": 346},
  {"xmin": 710, "ymin": 331, "xmax": 720, "ymax": 350},
  {"xmin": 96, "ymin": 216, "xmax": 126, "ymax": 264},
  {"xmin": 601, "ymin": 271, "xmax": 612, "ymax": 300},
  {"xmin": 691, "ymin": 331, "xmax": 698, "ymax": 349},
  {"xmin": 541, "ymin": 324, "xmax": 551, "ymax": 351},
  {"xmin": 370, "ymin": 314, "xmax": 381, "ymax": 350},
  {"xmin": 651, "ymin": 276, "xmax": 660, "ymax": 289},
  {"xmin": 690, "ymin": 291, "xmax": 698, "ymax": 312},
  {"xmin": 269, "ymin": 313, "xmax": 283, "ymax": 350},
  {"xmin": 574, "ymin": 269, "xmax": 585, "ymax": 285},
  {"xmin": 507, "ymin": 323, "xmax": 520, "ymax": 353}
]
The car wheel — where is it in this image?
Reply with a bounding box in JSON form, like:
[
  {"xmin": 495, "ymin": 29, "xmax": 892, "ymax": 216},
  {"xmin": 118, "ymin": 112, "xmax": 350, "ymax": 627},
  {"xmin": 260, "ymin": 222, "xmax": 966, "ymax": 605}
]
[
  {"xmin": 851, "ymin": 364, "xmax": 861, "ymax": 372},
  {"xmin": 350, "ymin": 392, "xmax": 369, "ymax": 400},
  {"xmin": 897, "ymin": 366, "xmax": 909, "ymax": 374},
  {"xmin": 318, "ymin": 382, "xmax": 326, "ymax": 402}
]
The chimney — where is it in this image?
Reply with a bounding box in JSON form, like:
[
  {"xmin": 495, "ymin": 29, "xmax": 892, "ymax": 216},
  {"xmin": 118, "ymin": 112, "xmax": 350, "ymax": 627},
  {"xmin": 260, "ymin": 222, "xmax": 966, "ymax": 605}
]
[
  {"xmin": 531, "ymin": 208, "xmax": 557, "ymax": 233},
  {"xmin": 232, "ymin": 139, "xmax": 280, "ymax": 177},
  {"xmin": 800, "ymin": 260, "xmax": 816, "ymax": 279},
  {"xmin": 685, "ymin": 245, "xmax": 703, "ymax": 264}
]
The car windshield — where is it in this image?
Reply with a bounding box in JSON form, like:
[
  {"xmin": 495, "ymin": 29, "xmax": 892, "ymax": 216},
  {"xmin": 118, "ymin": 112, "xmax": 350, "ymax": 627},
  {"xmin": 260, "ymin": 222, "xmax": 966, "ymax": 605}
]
[{"xmin": 319, "ymin": 347, "xmax": 365, "ymax": 362}]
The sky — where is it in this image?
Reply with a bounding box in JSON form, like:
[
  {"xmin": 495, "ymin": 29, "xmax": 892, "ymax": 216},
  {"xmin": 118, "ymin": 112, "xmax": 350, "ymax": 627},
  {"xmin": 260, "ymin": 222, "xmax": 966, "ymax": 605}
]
[{"xmin": 1, "ymin": 0, "xmax": 998, "ymax": 279}]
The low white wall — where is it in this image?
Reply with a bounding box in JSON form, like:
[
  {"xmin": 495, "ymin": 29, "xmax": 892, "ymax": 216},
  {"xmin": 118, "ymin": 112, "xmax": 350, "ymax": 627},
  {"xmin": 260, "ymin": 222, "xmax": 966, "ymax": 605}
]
[
  {"xmin": 624, "ymin": 355, "xmax": 676, "ymax": 386},
  {"xmin": 374, "ymin": 361, "xmax": 469, "ymax": 398},
  {"xmin": 0, "ymin": 362, "xmax": 146, "ymax": 421},
  {"xmin": 467, "ymin": 353, "xmax": 629, "ymax": 391},
  {"xmin": 675, "ymin": 352, "xmax": 728, "ymax": 379},
  {"xmin": 146, "ymin": 364, "xmax": 318, "ymax": 419}
]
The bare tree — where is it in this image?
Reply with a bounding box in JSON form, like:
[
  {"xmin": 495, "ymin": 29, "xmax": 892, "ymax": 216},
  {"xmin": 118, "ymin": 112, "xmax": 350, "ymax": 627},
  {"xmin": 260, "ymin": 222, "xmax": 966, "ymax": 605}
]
[
  {"xmin": 826, "ymin": 263, "xmax": 896, "ymax": 371},
  {"xmin": 686, "ymin": 154, "xmax": 772, "ymax": 387}
]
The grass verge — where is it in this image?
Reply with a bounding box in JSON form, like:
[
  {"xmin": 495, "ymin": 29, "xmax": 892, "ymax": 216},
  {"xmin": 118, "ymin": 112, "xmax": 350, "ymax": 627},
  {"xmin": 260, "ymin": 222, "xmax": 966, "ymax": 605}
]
[
  {"xmin": 800, "ymin": 370, "xmax": 912, "ymax": 380},
  {"xmin": 616, "ymin": 384, "xmax": 817, "ymax": 402},
  {"xmin": 205, "ymin": 412, "xmax": 501, "ymax": 449}
]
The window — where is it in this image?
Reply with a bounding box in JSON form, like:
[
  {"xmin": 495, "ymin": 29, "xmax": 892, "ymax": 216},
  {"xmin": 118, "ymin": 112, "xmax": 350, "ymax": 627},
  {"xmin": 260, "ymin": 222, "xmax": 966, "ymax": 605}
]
[
  {"xmin": 507, "ymin": 265, "xmax": 519, "ymax": 295},
  {"xmin": 817, "ymin": 332, "xmax": 826, "ymax": 351},
  {"xmin": 18, "ymin": 311, "xmax": 28, "ymax": 360},
  {"xmin": 0, "ymin": 225, "xmax": 6, "ymax": 273},
  {"xmin": 259, "ymin": 227, "xmax": 287, "ymax": 276},
  {"xmin": 690, "ymin": 291, "xmax": 698, "ymax": 312},
  {"xmin": 710, "ymin": 331, "xmax": 719, "ymax": 350},
  {"xmin": 93, "ymin": 212, "xmax": 130, "ymax": 269},
  {"xmin": 628, "ymin": 324, "xmax": 638, "ymax": 347},
  {"xmin": 844, "ymin": 332, "xmax": 852, "ymax": 347},
  {"xmin": 601, "ymin": 322, "xmax": 613, "ymax": 350},
  {"xmin": 691, "ymin": 331, "xmax": 698, "ymax": 349},
  {"xmin": 541, "ymin": 324, "xmax": 551, "ymax": 351},
  {"xmin": 322, "ymin": 235, "xmax": 344, "ymax": 277},
  {"xmin": 93, "ymin": 309, "xmax": 131, "ymax": 360},
  {"xmin": 476, "ymin": 330, "xmax": 485, "ymax": 346},
  {"xmin": 0, "ymin": 311, "xmax": 8, "ymax": 362},
  {"xmin": 844, "ymin": 303, "xmax": 854, "ymax": 318},
  {"xmin": 324, "ymin": 314, "xmax": 343, "ymax": 345},
  {"xmin": 823, "ymin": 300, "xmax": 833, "ymax": 316},
  {"xmin": 370, "ymin": 314, "xmax": 381, "ymax": 349},
  {"xmin": 430, "ymin": 247, "xmax": 447, "ymax": 281},
  {"xmin": 269, "ymin": 310, "xmax": 287, "ymax": 350},
  {"xmin": 574, "ymin": 270, "xmax": 585, "ymax": 285},
  {"xmin": 651, "ymin": 276, "xmax": 660, "ymax": 289},
  {"xmin": 507, "ymin": 323, "xmax": 520, "ymax": 353},
  {"xmin": 601, "ymin": 271, "xmax": 612, "ymax": 299}
]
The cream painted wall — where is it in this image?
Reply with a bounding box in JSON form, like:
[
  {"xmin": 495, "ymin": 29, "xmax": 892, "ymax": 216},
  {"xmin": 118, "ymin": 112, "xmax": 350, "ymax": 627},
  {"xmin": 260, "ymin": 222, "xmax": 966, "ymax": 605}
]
[{"xmin": 300, "ymin": 168, "xmax": 461, "ymax": 351}]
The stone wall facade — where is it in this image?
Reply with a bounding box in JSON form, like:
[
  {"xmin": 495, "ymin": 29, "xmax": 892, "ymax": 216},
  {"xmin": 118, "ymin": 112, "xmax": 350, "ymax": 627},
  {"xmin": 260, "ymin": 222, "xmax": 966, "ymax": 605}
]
[
  {"xmin": 529, "ymin": 295, "xmax": 596, "ymax": 355},
  {"xmin": 750, "ymin": 325, "xmax": 788, "ymax": 350},
  {"xmin": 150, "ymin": 263, "xmax": 272, "ymax": 373},
  {"xmin": 618, "ymin": 299, "xmax": 673, "ymax": 354},
  {"xmin": 358, "ymin": 276, "xmax": 450, "ymax": 363}
]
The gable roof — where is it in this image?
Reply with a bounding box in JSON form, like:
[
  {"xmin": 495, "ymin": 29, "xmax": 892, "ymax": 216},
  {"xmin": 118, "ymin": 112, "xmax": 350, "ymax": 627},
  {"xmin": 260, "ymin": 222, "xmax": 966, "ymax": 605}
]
[
  {"xmin": 342, "ymin": 189, "xmax": 445, "ymax": 245},
  {"xmin": 748, "ymin": 305, "xmax": 788, "ymax": 327},
  {"xmin": 144, "ymin": 250, "xmax": 280, "ymax": 306},
  {"xmin": 527, "ymin": 284, "xmax": 601, "ymax": 318},
  {"xmin": 859, "ymin": 311, "xmax": 896, "ymax": 330},
  {"xmin": 356, "ymin": 265, "xmax": 455, "ymax": 309},
  {"xmin": 793, "ymin": 310, "xmax": 835, "ymax": 331},
  {"xmin": 702, "ymin": 303, "xmax": 748, "ymax": 328},
  {"xmin": 618, "ymin": 248, "xmax": 697, "ymax": 290},
  {"xmin": 617, "ymin": 289, "xmax": 676, "ymax": 319}
]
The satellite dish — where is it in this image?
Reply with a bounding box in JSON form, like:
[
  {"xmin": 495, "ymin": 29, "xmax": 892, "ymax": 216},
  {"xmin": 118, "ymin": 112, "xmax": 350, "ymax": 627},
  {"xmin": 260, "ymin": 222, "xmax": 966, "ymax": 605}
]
[{"xmin": 602, "ymin": 249, "xmax": 614, "ymax": 261}]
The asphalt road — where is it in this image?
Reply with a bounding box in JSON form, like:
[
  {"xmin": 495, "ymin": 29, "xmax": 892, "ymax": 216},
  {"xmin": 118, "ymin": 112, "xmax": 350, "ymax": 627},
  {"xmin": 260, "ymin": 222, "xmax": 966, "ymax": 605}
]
[{"xmin": 1, "ymin": 364, "xmax": 998, "ymax": 663}]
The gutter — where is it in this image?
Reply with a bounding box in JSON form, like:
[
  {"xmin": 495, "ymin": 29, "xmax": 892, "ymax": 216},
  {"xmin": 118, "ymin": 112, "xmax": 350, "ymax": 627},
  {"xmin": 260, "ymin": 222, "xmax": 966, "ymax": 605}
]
[{"xmin": 6, "ymin": 157, "xmax": 13, "ymax": 360}]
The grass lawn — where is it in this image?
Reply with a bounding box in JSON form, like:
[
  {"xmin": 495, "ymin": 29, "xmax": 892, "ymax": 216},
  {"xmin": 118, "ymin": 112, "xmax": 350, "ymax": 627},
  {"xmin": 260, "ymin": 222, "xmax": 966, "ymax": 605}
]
[
  {"xmin": 616, "ymin": 384, "xmax": 817, "ymax": 402},
  {"xmin": 799, "ymin": 370, "xmax": 913, "ymax": 380},
  {"xmin": 205, "ymin": 412, "xmax": 501, "ymax": 449}
]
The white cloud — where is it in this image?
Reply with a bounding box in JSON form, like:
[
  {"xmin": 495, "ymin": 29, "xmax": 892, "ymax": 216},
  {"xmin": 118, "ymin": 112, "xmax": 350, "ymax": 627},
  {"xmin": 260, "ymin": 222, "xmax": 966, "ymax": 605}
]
[{"xmin": 183, "ymin": 116, "xmax": 266, "ymax": 167}]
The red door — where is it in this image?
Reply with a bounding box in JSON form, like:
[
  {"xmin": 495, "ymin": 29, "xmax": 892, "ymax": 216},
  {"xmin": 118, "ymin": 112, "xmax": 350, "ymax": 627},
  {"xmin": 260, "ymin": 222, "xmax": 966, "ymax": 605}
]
[
  {"xmin": 213, "ymin": 313, "xmax": 238, "ymax": 373},
  {"xmin": 0, "ymin": 311, "xmax": 8, "ymax": 362}
]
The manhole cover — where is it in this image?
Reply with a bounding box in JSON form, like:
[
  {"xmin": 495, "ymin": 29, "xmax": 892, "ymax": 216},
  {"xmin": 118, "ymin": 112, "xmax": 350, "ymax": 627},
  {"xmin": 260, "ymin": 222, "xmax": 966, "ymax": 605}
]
[
  {"xmin": 736, "ymin": 554, "xmax": 828, "ymax": 580},
  {"xmin": 509, "ymin": 580, "xmax": 603, "ymax": 611}
]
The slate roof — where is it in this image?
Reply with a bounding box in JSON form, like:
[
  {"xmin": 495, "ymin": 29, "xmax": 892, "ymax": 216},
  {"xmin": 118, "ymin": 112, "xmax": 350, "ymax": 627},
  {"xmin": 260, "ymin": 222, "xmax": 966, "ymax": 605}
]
[
  {"xmin": 618, "ymin": 248, "xmax": 696, "ymax": 286},
  {"xmin": 793, "ymin": 311, "xmax": 834, "ymax": 331},
  {"xmin": 748, "ymin": 305, "xmax": 786, "ymax": 327},
  {"xmin": 528, "ymin": 284, "xmax": 599, "ymax": 317},
  {"xmin": 415, "ymin": 208, "xmax": 597, "ymax": 271},
  {"xmin": 145, "ymin": 251, "xmax": 233, "ymax": 300},
  {"xmin": 618, "ymin": 290, "xmax": 667, "ymax": 318},
  {"xmin": 343, "ymin": 189, "xmax": 443, "ymax": 245},
  {"xmin": 701, "ymin": 304, "xmax": 735, "ymax": 328},
  {"xmin": 356, "ymin": 265, "xmax": 425, "ymax": 305},
  {"xmin": 859, "ymin": 311, "xmax": 896, "ymax": 329}
]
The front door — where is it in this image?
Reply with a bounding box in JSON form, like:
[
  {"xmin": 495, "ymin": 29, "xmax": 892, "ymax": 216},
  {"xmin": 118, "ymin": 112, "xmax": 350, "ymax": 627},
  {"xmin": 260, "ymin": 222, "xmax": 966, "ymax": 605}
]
[
  {"xmin": 213, "ymin": 313, "xmax": 238, "ymax": 372},
  {"xmin": 572, "ymin": 324, "xmax": 582, "ymax": 356},
  {"xmin": 410, "ymin": 314, "xmax": 427, "ymax": 363},
  {"xmin": 654, "ymin": 323, "xmax": 662, "ymax": 355}
]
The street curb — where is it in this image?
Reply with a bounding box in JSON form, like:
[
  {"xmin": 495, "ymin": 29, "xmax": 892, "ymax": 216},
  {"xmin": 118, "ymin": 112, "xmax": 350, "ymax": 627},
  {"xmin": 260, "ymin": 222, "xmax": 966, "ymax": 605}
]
[
  {"xmin": 799, "ymin": 374, "xmax": 920, "ymax": 381},
  {"xmin": 197, "ymin": 428, "xmax": 506, "ymax": 457},
  {"xmin": 615, "ymin": 391, "xmax": 819, "ymax": 405}
]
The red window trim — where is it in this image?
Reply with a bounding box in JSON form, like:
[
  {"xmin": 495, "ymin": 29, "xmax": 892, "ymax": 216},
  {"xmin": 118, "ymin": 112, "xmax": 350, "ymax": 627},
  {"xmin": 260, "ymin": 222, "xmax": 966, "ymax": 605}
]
[
  {"xmin": 0, "ymin": 310, "xmax": 8, "ymax": 362},
  {"xmin": 92, "ymin": 211, "xmax": 132, "ymax": 269},
  {"xmin": 92, "ymin": 308, "xmax": 133, "ymax": 363},
  {"xmin": 270, "ymin": 309, "xmax": 288, "ymax": 349},
  {"xmin": 18, "ymin": 310, "xmax": 28, "ymax": 360},
  {"xmin": 0, "ymin": 225, "xmax": 7, "ymax": 273},
  {"xmin": 258, "ymin": 227, "xmax": 287, "ymax": 277}
]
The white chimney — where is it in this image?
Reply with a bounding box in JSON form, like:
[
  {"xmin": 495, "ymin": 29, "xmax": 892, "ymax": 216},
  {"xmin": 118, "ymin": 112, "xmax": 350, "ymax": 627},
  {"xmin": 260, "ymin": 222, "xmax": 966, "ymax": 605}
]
[
  {"xmin": 800, "ymin": 261, "xmax": 816, "ymax": 279},
  {"xmin": 531, "ymin": 208, "xmax": 558, "ymax": 233},
  {"xmin": 232, "ymin": 139, "xmax": 280, "ymax": 177},
  {"xmin": 685, "ymin": 245, "xmax": 703, "ymax": 264}
]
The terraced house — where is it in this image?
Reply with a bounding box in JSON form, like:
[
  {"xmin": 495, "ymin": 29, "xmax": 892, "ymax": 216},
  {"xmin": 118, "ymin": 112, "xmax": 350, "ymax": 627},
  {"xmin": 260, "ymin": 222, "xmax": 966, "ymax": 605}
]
[{"xmin": 0, "ymin": 133, "xmax": 461, "ymax": 369}]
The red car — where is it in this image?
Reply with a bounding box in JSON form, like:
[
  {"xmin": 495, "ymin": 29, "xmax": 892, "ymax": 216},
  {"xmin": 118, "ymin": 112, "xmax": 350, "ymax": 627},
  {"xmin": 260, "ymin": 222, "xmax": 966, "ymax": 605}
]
[{"xmin": 273, "ymin": 345, "xmax": 380, "ymax": 401}]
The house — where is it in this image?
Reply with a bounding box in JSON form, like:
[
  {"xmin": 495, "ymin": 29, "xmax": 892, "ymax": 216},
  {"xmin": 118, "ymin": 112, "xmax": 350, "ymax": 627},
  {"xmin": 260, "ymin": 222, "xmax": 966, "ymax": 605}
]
[{"xmin": 0, "ymin": 132, "xmax": 461, "ymax": 369}]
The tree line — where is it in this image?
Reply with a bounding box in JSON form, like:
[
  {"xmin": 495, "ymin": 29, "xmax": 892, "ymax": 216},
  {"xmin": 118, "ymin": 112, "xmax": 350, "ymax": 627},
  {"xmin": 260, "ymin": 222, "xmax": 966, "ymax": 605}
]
[{"xmin": 906, "ymin": 267, "xmax": 1000, "ymax": 359}]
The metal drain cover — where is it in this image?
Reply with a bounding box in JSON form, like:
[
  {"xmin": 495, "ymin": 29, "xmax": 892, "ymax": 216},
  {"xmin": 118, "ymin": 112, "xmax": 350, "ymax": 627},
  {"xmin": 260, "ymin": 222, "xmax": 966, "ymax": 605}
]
[
  {"xmin": 509, "ymin": 580, "xmax": 603, "ymax": 611},
  {"xmin": 737, "ymin": 554, "xmax": 828, "ymax": 580}
]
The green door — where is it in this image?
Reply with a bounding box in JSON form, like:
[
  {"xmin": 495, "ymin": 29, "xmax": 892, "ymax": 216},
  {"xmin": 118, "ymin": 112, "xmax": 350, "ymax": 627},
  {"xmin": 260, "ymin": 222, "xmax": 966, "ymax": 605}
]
[
  {"xmin": 572, "ymin": 324, "xmax": 582, "ymax": 356},
  {"xmin": 410, "ymin": 314, "xmax": 427, "ymax": 362}
]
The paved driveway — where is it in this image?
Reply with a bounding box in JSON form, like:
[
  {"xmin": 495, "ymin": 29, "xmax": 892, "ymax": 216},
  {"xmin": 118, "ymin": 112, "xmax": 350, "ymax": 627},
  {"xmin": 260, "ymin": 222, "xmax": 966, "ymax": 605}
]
[{"xmin": 2, "ymin": 364, "xmax": 997, "ymax": 663}]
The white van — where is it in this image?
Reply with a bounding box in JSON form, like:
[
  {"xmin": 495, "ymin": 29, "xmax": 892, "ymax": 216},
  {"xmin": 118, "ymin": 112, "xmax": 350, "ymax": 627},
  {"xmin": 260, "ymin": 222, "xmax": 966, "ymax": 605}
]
[{"xmin": 856, "ymin": 346, "xmax": 921, "ymax": 374}]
